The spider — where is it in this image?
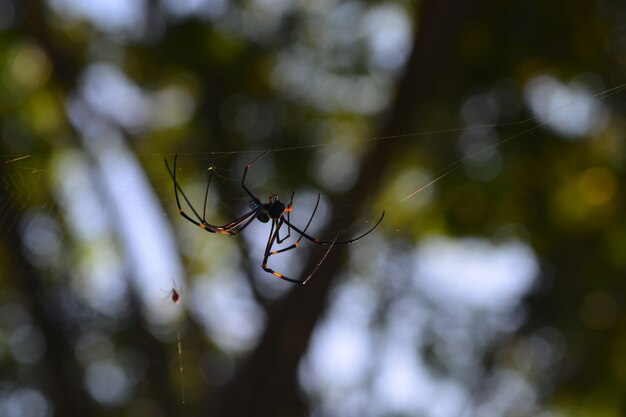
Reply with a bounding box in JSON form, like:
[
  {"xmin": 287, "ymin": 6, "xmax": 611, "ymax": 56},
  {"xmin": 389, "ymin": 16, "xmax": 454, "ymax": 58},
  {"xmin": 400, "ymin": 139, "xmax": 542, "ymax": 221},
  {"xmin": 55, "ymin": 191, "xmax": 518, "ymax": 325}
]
[
  {"xmin": 170, "ymin": 285, "xmax": 181, "ymax": 304},
  {"xmin": 164, "ymin": 151, "xmax": 384, "ymax": 284}
]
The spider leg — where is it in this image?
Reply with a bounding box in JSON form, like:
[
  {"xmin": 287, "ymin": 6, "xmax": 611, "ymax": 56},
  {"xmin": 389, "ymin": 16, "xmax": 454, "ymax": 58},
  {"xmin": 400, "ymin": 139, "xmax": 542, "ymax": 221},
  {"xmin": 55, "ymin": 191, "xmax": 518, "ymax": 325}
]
[
  {"xmin": 202, "ymin": 167, "xmax": 213, "ymax": 221},
  {"xmin": 299, "ymin": 219, "xmax": 342, "ymax": 285},
  {"xmin": 283, "ymin": 211, "xmax": 385, "ymax": 245},
  {"xmin": 276, "ymin": 192, "xmax": 294, "ymax": 244},
  {"xmin": 165, "ymin": 156, "xmax": 218, "ymax": 232},
  {"xmin": 227, "ymin": 206, "xmax": 263, "ymax": 235},
  {"xmin": 261, "ymin": 218, "xmax": 305, "ymax": 284},
  {"xmin": 165, "ymin": 155, "xmax": 259, "ymax": 235},
  {"xmin": 262, "ymin": 218, "xmax": 343, "ymax": 285},
  {"xmin": 274, "ymin": 193, "xmax": 320, "ymax": 251},
  {"xmin": 241, "ymin": 150, "xmax": 269, "ymax": 204},
  {"xmin": 261, "ymin": 218, "xmax": 279, "ymax": 274},
  {"xmin": 215, "ymin": 206, "xmax": 263, "ymax": 235}
]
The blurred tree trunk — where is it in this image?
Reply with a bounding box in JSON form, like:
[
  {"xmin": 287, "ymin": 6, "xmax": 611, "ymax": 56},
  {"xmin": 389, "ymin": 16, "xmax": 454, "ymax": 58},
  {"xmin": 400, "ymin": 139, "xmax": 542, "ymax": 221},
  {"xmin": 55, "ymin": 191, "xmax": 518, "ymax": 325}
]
[
  {"xmin": 15, "ymin": 2, "xmax": 186, "ymax": 414},
  {"xmin": 210, "ymin": 0, "xmax": 488, "ymax": 415},
  {"xmin": 0, "ymin": 186, "xmax": 85, "ymax": 416}
]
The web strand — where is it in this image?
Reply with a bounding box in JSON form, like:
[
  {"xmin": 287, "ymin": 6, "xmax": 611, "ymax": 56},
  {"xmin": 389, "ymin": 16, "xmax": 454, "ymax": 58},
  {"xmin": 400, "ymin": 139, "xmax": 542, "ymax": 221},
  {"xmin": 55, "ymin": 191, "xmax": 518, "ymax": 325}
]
[
  {"xmin": 177, "ymin": 327, "xmax": 185, "ymax": 408},
  {"xmin": 147, "ymin": 83, "xmax": 626, "ymax": 160}
]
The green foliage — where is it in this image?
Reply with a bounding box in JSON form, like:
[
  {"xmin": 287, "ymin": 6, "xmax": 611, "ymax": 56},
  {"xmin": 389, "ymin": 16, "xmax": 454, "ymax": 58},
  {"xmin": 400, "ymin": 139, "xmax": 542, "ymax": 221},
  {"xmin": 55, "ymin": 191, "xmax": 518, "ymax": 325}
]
[{"xmin": 1, "ymin": 0, "xmax": 625, "ymax": 416}]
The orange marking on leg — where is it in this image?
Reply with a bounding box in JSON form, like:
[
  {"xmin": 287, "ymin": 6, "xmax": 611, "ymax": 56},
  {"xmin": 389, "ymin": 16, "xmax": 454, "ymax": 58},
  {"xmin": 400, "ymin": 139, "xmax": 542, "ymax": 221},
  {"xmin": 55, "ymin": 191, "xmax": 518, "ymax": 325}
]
[
  {"xmin": 272, "ymin": 272, "xmax": 283, "ymax": 278},
  {"xmin": 294, "ymin": 242, "xmax": 299, "ymax": 247},
  {"xmin": 199, "ymin": 223, "xmax": 207, "ymax": 229},
  {"xmin": 271, "ymin": 251, "xmax": 278, "ymax": 255}
]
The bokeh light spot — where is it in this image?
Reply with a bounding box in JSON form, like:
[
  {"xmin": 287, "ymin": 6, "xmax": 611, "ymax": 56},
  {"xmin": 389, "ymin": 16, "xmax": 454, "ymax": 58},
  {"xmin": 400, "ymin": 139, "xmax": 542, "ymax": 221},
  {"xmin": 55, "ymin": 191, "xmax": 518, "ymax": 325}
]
[
  {"xmin": 8, "ymin": 41, "xmax": 51, "ymax": 90},
  {"xmin": 577, "ymin": 166, "xmax": 617, "ymax": 206},
  {"xmin": 0, "ymin": 388, "xmax": 51, "ymax": 417},
  {"xmin": 524, "ymin": 75, "xmax": 607, "ymax": 139},
  {"xmin": 9, "ymin": 325, "xmax": 47, "ymax": 364},
  {"xmin": 85, "ymin": 359, "xmax": 132, "ymax": 406}
]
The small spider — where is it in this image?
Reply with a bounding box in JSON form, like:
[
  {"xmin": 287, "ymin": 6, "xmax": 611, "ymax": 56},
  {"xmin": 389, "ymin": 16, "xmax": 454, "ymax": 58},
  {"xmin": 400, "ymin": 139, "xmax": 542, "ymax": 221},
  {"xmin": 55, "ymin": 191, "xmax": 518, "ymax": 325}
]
[
  {"xmin": 164, "ymin": 151, "xmax": 384, "ymax": 284},
  {"xmin": 160, "ymin": 280, "xmax": 183, "ymax": 304},
  {"xmin": 171, "ymin": 286, "xmax": 181, "ymax": 304}
]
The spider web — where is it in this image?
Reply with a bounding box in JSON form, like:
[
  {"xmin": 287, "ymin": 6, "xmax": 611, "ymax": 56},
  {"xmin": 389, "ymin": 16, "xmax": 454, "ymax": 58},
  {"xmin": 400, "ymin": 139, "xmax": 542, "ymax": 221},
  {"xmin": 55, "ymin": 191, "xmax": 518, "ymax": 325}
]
[
  {"xmin": 0, "ymin": 81, "xmax": 624, "ymax": 415},
  {"xmin": 0, "ymin": 80, "xmax": 619, "ymax": 309}
]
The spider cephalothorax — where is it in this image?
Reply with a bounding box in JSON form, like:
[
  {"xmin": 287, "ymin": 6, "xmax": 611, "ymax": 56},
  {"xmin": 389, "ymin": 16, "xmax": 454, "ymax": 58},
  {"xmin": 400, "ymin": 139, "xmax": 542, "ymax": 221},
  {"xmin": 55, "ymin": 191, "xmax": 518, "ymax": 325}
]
[
  {"xmin": 165, "ymin": 151, "xmax": 384, "ymax": 284},
  {"xmin": 250, "ymin": 194, "xmax": 288, "ymax": 223}
]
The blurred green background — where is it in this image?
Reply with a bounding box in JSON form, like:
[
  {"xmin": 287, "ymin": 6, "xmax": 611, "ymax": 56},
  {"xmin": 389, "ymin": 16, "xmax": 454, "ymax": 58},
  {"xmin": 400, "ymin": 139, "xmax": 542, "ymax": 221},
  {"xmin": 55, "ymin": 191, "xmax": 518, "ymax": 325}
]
[{"xmin": 1, "ymin": 0, "xmax": 626, "ymax": 416}]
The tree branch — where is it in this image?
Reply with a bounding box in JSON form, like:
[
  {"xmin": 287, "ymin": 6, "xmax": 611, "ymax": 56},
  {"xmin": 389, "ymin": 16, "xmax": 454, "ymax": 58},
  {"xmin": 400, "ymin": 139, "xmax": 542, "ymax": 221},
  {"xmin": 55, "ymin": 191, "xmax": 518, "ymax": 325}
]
[{"xmin": 210, "ymin": 0, "xmax": 487, "ymax": 415}]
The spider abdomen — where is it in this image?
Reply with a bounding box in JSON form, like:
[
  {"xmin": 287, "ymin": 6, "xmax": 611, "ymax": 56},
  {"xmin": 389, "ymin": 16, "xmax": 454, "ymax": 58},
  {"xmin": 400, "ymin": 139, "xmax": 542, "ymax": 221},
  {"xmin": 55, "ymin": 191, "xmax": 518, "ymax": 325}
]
[{"xmin": 256, "ymin": 210, "xmax": 270, "ymax": 223}]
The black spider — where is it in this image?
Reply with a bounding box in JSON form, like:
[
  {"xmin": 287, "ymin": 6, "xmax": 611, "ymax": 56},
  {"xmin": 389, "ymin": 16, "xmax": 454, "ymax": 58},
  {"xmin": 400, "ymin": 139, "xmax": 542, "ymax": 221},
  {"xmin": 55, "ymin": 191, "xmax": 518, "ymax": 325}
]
[{"xmin": 164, "ymin": 151, "xmax": 384, "ymax": 284}]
